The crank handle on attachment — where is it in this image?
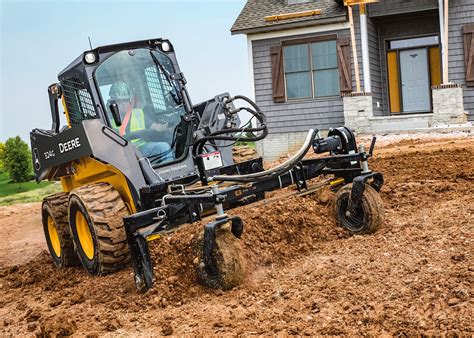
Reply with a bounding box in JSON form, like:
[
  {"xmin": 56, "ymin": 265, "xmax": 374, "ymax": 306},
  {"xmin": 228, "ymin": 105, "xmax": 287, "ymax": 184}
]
[{"xmin": 368, "ymin": 136, "xmax": 377, "ymax": 158}]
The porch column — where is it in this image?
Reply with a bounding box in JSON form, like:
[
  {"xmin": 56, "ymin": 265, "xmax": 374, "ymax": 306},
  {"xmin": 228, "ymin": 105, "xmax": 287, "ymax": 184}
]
[
  {"xmin": 438, "ymin": 0, "xmax": 449, "ymax": 83},
  {"xmin": 360, "ymin": 4, "xmax": 371, "ymax": 92}
]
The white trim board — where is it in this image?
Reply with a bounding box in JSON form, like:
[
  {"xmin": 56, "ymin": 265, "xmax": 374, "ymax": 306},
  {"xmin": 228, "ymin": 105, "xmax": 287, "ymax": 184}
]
[
  {"xmin": 247, "ymin": 37, "xmax": 255, "ymax": 100},
  {"xmin": 247, "ymin": 22, "xmax": 350, "ymax": 42}
]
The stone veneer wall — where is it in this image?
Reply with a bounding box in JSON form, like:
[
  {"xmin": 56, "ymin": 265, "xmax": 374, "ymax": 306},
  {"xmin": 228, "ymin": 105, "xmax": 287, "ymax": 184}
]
[
  {"xmin": 342, "ymin": 92, "xmax": 373, "ymax": 133},
  {"xmin": 256, "ymin": 131, "xmax": 311, "ymax": 162},
  {"xmin": 431, "ymin": 84, "xmax": 467, "ymax": 125},
  {"xmin": 342, "ymin": 85, "xmax": 468, "ymax": 134}
]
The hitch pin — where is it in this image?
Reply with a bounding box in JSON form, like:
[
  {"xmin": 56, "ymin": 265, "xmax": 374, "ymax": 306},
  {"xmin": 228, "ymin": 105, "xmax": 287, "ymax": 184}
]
[{"xmin": 211, "ymin": 185, "xmax": 226, "ymax": 218}]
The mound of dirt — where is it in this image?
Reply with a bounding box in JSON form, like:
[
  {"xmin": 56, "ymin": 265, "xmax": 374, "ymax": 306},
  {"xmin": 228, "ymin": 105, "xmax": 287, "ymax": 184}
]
[{"xmin": 0, "ymin": 136, "xmax": 472, "ymax": 335}]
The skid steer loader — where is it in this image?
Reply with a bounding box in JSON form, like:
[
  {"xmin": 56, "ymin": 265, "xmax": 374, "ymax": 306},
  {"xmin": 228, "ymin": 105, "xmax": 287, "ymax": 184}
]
[{"xmin": 31, "ymin": 38, "xmax": 385, "ymax": 292}]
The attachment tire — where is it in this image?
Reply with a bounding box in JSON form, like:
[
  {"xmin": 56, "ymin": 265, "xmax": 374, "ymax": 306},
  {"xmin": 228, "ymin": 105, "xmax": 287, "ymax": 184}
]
[
  {"xmin": 196, "ymin": 224, "xmax": 245, "ymax": 290},
  {"xmin": 334, "ymin": 183, "xmax": 384, "ymax": 234}
]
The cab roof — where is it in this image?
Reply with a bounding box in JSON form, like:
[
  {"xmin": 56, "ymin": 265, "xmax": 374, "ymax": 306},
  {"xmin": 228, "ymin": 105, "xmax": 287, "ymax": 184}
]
[{"xmin": 58, "ymin": 38, "xmax": 171, "ymax": 78}]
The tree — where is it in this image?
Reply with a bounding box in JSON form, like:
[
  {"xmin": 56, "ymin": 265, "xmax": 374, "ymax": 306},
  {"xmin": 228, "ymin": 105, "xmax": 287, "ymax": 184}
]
[
  {"xmin": 0, "ymin": 142, "xmax": 4, "ymax": 171},
  {"xmin": 3, "ymin": 136, "xmax": 33, "ymax": 184}
]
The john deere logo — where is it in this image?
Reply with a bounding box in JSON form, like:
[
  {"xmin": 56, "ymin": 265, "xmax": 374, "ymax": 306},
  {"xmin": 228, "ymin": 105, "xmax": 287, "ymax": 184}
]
[{"xmin": 33, "ymin": 148, "xmax": 41, "ymax": 170}]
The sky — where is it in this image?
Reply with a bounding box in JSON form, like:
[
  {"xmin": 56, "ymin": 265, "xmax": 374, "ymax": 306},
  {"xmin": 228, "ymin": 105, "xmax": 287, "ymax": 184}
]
[{"xmin": 0, "ymin": 0, "xmax": 250, "ymax": 143}]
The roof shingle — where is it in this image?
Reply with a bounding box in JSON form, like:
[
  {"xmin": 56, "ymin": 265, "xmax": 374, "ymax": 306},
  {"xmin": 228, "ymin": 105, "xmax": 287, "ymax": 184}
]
[{"xmin": 231, "ymin": 0, "xmax": 347, "ymax": 35}]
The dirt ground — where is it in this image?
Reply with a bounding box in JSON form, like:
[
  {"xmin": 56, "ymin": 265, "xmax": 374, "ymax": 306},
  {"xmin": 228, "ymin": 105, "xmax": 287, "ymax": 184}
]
[{"xmin": 0, "ymin": 134, "xmax": 472, "ymax": 336}]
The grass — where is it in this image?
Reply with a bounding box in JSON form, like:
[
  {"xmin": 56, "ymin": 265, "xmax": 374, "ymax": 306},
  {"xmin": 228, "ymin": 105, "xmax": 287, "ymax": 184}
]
[{"xmin": 0, "ymin": 171, "xmax": 62, "ymax": 205}]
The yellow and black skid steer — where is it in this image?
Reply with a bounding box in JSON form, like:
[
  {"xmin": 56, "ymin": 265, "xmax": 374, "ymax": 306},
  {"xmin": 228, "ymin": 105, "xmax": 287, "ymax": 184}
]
[{"xmin": 31, "ymin": 38, "xmax": 384, "ymax": 292}]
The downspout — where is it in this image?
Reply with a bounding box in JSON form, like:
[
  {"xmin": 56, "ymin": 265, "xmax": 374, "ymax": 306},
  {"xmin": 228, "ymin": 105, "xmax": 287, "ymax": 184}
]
[{"xmin": 360, "ymin": 4, "xmax": 371, "ymax": 92}]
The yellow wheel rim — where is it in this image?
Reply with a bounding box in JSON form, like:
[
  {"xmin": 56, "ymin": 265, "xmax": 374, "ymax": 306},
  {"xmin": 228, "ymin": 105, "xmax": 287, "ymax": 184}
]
[
  {"xmin": 47, "ymin": 216, "xmax": 61, "ymax": 257},
  {"xmin": 75, "ymin": 211, "xmax": 94, "ymax": 260}
]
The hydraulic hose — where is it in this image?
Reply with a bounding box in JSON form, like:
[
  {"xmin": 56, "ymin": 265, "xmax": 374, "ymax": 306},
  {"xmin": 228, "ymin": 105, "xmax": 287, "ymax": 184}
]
[
  {"xmin": 209, "ymin": 129, "xmax": 317, "ymax": 183},
  {"xmin": 192, "ymin": 95, "xmax": 268, "ymax": 158}
]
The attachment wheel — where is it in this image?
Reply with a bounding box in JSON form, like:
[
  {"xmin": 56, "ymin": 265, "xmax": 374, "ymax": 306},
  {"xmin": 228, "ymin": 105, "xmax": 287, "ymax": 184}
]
[
  {"xmin": 334, "ymin": 183, "xmax": 384, "ymax": 234},
  {"xmin": 196, "ymin": 223, "xmax": 245, "ymax": 290}
]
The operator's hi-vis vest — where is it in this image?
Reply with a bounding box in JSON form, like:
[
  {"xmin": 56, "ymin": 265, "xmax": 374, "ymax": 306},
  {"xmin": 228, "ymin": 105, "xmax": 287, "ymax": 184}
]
[
  {"xmin": 115, "ymin": 108, "xmax": 146, "ymax": 147},
  {"xmin": 128, "ymin": 109, "xmax": 146, "ymax": 132}
]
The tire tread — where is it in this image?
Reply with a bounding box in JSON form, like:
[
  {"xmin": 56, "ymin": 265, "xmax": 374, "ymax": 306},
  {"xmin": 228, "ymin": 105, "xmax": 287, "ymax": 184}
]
[
  {"xmin": 70, "ymin": 183, "xmax": 130, "ymax": 275},
  {"xmin": 335, "ymin": 183, "xmax": 384, "ymax": 234},
  {"xmin": 42, "ymin": 192, "xmax": 80, "ymax": 267}
]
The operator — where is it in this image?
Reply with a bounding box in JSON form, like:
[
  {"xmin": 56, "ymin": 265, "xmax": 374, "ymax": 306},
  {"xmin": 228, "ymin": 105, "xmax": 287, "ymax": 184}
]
[{"xmin": 108, "ymin": 81, "xmax": 174, "ymax": 163}]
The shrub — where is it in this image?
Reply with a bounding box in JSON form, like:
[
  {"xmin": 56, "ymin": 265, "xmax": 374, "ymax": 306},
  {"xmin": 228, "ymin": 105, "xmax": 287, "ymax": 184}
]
[
  {"xmin": 0, "ymin": 142, "xmax": 4, "ymax": 171},
  {"xmin": 3, "ymin": 136, "xmax": 33, "ymax": 183}
]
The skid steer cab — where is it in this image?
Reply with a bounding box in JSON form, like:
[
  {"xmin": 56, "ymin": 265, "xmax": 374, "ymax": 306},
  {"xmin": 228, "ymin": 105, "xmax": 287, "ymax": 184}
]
[{"xmin": 31, "ymin": 38, "xmax": 385, "ymax": 292}]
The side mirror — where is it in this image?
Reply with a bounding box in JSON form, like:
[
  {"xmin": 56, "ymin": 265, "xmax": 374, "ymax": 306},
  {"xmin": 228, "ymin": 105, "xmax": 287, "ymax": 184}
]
[{"xmin": 109, "ymin": 100, "xmax": 122, "ymax": 126}]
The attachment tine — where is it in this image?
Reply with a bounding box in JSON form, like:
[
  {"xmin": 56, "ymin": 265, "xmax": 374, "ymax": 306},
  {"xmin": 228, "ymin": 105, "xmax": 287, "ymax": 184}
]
[{"xmin": 369, "ymin": 136, "xmax": 377, "ymax": 157}]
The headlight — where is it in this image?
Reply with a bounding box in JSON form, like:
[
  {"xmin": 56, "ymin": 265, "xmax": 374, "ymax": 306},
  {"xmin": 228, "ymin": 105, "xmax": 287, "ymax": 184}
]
[
  {"xmin": 84, "ymin": 52, "xmax": 97, "ymax": 64},
  {"xmin": 48, "ymin": 83, "xmax": 61, "ymax": 95},
  {"xmin": 161, "ymin": 41, "xmax": 171, "ymax": 52}
]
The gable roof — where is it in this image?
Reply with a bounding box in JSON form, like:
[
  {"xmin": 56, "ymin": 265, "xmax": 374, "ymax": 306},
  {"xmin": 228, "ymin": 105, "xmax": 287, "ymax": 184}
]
[{"xmin": 231, "ymin": 0, "xmax": 347, "ymax": 35}]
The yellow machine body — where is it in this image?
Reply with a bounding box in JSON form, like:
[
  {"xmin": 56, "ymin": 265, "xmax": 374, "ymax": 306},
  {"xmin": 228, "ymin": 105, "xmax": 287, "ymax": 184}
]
[
  {"xmin": 59, "ymin": 157, "xmax": 137, "ymax": 214},
  {"xmin": 57, "ymin": 95, "xmax": 137, "ymax": 214}
]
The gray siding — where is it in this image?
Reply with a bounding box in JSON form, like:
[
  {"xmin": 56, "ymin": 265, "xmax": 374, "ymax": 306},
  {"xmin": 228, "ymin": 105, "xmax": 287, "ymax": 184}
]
[
  {"xmin": 252, "ymin": 30, "xmax": 349, "ymax": 134},
  {"xmin": 448, "ymin": 0, "xmax": 474, "ymax": 120},
  {"xmin": 370, "ymin": 0, "xmax": 439, "ymax": 17},
  {"xmin": 368, "ymin": 14, "xmax": 384, "ymax": 116}
]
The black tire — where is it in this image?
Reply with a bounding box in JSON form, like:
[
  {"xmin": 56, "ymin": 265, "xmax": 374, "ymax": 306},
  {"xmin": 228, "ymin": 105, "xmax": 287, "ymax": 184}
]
[
  {"xmin": 68, "ymin": 183, "xmax": 130, "ymax": 275},
  {"xmin": 196, "ymin": 224, "xmax": 245, "ymax": 290},
  {"xmin": 42, "ymin": 192, "xmax": 80, "ymax": 268},
  {"xmin": 334, "ymin": 183, "xmax": 384, "ymax": 234}
]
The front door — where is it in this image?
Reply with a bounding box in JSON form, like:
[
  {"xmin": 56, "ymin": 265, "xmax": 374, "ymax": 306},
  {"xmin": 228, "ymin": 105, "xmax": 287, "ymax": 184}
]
[{"xmin": 400, "ymin": 48, "xmax": 431, "ymax": 112}]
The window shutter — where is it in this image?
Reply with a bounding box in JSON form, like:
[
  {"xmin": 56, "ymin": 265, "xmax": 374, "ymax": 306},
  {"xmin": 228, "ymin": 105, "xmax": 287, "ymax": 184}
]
[
  {"xmin": 463, "ymin": 24, "xmax": 474, "ymax": 87},
  {"xmin": 270, "ymin": 45, "xmax": 285, "ymax": 103},
  {"xmin": 337, "ymin": 37, "xmax": 352, "ymax": 93}
]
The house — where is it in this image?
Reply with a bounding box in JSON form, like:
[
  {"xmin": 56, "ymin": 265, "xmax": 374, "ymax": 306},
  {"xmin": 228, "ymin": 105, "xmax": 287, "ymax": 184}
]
[{"xmin": 231, "ymin": 0, "xmax": 474, "ymax": 160}]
